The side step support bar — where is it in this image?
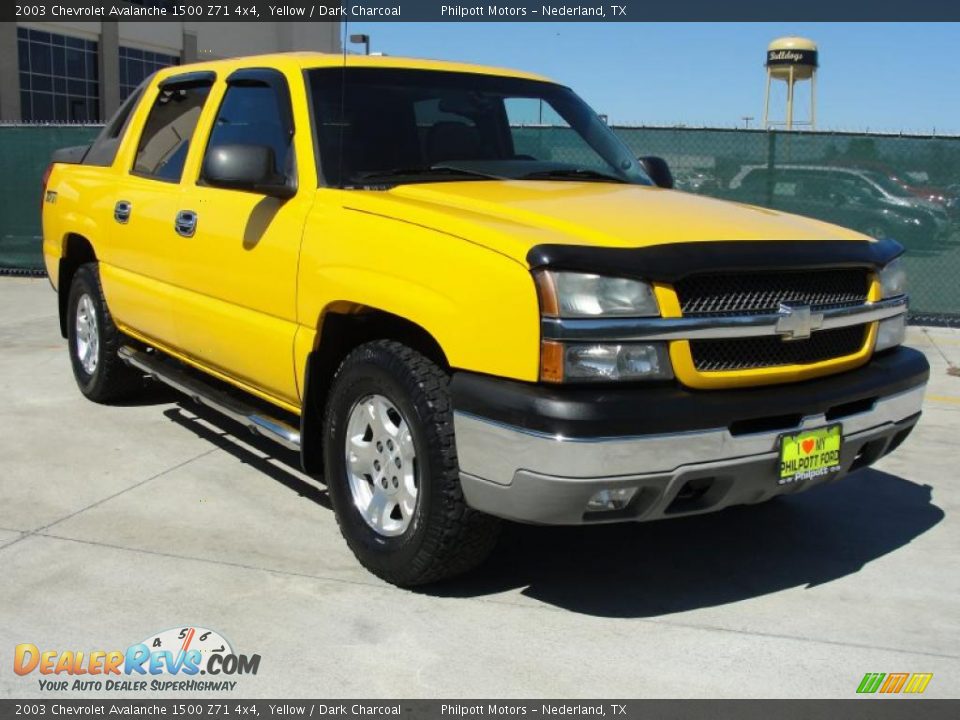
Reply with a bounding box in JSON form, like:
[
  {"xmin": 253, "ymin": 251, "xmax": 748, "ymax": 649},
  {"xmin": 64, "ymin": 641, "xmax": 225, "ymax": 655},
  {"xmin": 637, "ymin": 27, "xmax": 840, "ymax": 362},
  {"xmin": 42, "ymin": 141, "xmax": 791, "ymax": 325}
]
[{"xmin": 118, "ymin": 345, "xmax": 301, "ymax": 451}]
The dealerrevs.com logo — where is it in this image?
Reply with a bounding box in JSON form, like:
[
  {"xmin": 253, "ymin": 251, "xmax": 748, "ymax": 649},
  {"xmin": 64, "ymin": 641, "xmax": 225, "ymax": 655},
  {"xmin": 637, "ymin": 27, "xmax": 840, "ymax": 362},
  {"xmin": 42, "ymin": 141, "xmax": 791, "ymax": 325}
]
[{"xmin": 14, "ymin": 626, "xmax": 261, "ymax": 692}]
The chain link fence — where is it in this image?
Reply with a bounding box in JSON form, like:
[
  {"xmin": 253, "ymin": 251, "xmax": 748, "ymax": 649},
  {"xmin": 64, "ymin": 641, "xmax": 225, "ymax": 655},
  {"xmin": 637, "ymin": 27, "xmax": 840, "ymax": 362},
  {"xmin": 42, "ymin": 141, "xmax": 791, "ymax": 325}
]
[
  {"xmin": 0, "ymin": 124, "xmax": 100, "ymax": 275},
  {"xmin": 3, "ymin": 124, "xmax": 959, "ymax": 320}
]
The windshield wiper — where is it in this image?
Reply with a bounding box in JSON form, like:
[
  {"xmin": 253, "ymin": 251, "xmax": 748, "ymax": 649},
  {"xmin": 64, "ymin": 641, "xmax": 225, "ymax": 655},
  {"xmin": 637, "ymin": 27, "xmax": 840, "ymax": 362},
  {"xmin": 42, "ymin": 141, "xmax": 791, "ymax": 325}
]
[
  {"xmin": 350, "ymin": 166, "xmax": 498, "ymax": 185},
  {"xmin": 518, "ymin": 168, "xmax": 627, "ymax": 183}
]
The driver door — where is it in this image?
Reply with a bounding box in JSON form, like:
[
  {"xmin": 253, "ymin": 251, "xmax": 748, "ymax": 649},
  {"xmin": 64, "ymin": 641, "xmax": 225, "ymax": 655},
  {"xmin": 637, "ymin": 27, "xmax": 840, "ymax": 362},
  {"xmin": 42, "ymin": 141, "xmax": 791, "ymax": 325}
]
[{"xmin": 165, "ymin": 68, "xmax": 315, "ymax": 409}]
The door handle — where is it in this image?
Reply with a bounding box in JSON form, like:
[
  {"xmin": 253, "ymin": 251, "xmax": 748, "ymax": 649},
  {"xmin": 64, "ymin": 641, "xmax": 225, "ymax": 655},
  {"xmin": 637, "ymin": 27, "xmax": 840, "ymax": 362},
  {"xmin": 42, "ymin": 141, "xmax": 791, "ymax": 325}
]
[
  {"xmin": 114, "ymin": 200, "xmax": 132, "ymax": 224},
  {"xmin": 174, "ymin": 210, "xmax": 197, "ymax": 238}
]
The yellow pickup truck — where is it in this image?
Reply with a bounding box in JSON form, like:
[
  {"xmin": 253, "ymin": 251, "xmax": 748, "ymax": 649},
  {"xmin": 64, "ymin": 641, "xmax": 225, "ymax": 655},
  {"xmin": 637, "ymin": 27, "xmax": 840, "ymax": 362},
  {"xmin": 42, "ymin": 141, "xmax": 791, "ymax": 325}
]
[{"xmin": 42, "ymin": 53, "xmax": 928, "ymax": 586}]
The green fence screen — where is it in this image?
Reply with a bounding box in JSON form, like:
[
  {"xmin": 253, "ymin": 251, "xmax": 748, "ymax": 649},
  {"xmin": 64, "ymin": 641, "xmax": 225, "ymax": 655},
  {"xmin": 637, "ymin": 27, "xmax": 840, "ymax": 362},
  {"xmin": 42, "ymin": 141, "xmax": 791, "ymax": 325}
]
[
  {"xmin": 2, "ymin": 124, "xmax": 958, "ymax": 320},
  {"xmin": 0, "ymin": 125, "xmax": 100, "ymax": 271}
]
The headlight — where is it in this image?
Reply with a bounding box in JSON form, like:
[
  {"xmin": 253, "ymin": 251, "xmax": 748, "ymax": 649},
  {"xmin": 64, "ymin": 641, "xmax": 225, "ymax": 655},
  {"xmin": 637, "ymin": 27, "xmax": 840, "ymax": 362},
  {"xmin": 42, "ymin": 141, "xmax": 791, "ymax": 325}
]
[
  {"xmin": 879, "ymin": 258, "xmax": 907, "ymax": 298},
  {"xmin": 535, "ymin": 271, "xmax": 659, "ymax": 318},
  {"xmin": 876, "ymin": 259, "xmax": 908, "ymax": 352},
  {"xmin": 535, "ymin": 271, "xmax": 669, "ymax": 382}
]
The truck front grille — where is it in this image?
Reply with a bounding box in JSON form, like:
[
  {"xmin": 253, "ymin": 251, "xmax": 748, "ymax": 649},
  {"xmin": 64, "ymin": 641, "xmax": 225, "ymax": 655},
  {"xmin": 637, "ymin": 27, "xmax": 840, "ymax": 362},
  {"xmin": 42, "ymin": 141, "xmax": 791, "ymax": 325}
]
[
  {"xmin": 675, "ymin": 268, "xmax": 870, "ymax": 317},
  {"xmin": 690, "ymin": 325, "xmax": 869, "ymax": 372}
]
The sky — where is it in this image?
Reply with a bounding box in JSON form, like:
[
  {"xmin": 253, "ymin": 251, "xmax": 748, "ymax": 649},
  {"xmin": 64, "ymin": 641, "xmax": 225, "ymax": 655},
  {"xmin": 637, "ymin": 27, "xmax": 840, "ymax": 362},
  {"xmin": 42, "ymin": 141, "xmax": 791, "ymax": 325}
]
[{"xmin": 342, "ymin": 22, "xmax": 960, "ymax": 134}]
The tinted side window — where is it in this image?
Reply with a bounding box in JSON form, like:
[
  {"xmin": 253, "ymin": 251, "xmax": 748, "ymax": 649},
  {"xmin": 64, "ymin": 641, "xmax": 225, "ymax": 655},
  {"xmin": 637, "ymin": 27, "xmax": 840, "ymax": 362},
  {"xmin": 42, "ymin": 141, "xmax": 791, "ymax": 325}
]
[
  {"xmin": 85, "ymin": 82, "xmax": 146, "ymax": 167},
  {"xmin": 134, "ymin": 84, "xmax": 211, "ymax": 182},
  {"xmin": 205, "ymin": 84, "xmax": 293, "ymax": 176}
]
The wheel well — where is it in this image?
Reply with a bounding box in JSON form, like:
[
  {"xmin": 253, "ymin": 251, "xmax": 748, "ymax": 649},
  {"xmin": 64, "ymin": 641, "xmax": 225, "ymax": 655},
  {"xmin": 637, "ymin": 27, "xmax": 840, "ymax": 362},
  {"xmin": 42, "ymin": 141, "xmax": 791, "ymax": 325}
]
[
  {"xmin": 300, "ymin": 308, "xmax": 449, "ymax": 476},
  {"xmin": 57, "ymin": 234, "xmax": 97, "ymax": 338}
]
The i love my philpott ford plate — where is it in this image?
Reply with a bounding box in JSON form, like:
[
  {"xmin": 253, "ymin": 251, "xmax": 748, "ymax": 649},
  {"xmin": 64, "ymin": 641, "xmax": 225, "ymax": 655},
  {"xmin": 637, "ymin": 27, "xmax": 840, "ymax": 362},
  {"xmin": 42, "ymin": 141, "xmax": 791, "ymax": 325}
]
[{"xmin": 779, "ymin": 424, "xmax": 842, "ymax": 485}]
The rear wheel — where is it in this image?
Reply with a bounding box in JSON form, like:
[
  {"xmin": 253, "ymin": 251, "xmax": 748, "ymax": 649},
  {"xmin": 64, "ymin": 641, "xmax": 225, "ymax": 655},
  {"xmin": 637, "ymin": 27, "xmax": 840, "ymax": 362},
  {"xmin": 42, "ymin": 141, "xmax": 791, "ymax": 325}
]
[
  {"xmin": 66, "ymin": 263, "xmax": 142, "ymax": 403},
  {"xmin": 323, "ymin": 340, "xmax": 500, "ymax": 586}
]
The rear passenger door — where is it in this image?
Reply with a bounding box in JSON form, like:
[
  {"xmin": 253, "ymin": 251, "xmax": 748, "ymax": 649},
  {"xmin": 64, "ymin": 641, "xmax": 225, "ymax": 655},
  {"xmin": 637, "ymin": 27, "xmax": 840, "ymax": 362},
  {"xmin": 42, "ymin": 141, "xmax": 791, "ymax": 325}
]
[
  {"xmin": 103, "ymin": 73, "xmax": 214, "ymax": 350},
  {"xmin": 169, "ymin": 68, "xmax": 314, "ymax": 409}
]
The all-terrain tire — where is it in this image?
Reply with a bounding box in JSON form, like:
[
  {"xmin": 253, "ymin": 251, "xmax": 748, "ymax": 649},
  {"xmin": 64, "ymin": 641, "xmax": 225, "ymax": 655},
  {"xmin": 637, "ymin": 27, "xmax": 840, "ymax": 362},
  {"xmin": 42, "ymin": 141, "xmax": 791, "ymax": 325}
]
[
  {"xmin": 323, "ymin": 340, "xmax": 500, "ymax": 586},
  {"xmin": 66, "ymin": 263, "xmax": 142, "ymax": 403}
]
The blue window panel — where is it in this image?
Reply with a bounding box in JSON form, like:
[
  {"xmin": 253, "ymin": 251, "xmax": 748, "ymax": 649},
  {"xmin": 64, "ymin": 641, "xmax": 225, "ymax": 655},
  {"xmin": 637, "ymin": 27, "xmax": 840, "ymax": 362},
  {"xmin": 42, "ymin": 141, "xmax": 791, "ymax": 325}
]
[
  {"xmin": 55, "ymin": 95, "xmax": 68, "ymax": 122},
  {"xmin": 18, "ymin": 72, "xmax": 30, "ymax": 91},
  {"xmin": 32, "ymin": 92, "xmax": 54, "ymax": 122},
  {"xmin": 17, "ymin": 27, "xmax": 27, "ymax": 39},
  {"xmin": 67, "ymin": 97, "xmax": 86, "ymax": 122},
  {"xmin": 30, "ymin": 29, "xmax": 51, "ymax": 44},
  {"xmin": 52, "ymin": 46, "xmax": 66, "ymax": 77},
  {"xmin": 17, "ymin": 38, "xmax": 29, "ymax": 72},
  {"xmin": 65, "ymin": 48, "xmax": 84, "ymax": 78},
  {"xmin": 86, "ymin": 51, "xmax": 98, "ymax": 79},
  {"xmin": 32, "ymin": 75, "xmax": 52, "ymax": 92},
  {"xmin": 20, "ymin": 90, "xmax": 31, "ymax": 121},
  {"xmin": 67, "ymin": 78, "xmax": 85, "ymax": 96},
  {"xmin": 54, "ymin": 77, "xmax": 66, "ymax": 94},
  {"xmin": 51, "ymin": 34, "xmax": 65, "ymax": 46},
  {"xmin": 127, "ymin": 47, "xmax": 143, "ymax": 61},
  {"xmin": 30, "ymin": 42, "xmax": 52, "ymax": 75},
  {"xmin": 130, "ymin": 60, "xmax": 145, "ymax": 84},
  {"xmin": 65, "ymin": 35, "xmax": 84, "ymax": 50}
]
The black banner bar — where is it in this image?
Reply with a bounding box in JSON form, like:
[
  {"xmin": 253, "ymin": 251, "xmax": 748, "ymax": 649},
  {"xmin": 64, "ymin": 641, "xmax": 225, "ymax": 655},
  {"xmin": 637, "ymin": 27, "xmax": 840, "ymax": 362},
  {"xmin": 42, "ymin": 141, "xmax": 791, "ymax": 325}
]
[{"xmin": 7, "ymin": 0, "xmax": 960, "ymax": 22}]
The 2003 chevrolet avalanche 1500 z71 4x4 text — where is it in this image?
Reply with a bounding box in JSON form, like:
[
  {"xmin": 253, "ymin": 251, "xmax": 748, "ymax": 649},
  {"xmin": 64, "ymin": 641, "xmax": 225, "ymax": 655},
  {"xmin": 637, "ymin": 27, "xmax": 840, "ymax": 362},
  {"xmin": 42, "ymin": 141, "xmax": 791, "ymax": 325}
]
[{"xmin": 42, "ymin": 53, "xmax": 929, "ymax": 585}]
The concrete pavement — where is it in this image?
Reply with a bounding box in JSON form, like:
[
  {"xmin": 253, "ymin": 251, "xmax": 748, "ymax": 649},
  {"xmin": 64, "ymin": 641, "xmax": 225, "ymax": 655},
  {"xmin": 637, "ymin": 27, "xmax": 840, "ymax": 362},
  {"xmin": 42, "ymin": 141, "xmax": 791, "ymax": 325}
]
[{"xmin": 1, "ymin": 277, "xmax": 958, "ymax": 698}]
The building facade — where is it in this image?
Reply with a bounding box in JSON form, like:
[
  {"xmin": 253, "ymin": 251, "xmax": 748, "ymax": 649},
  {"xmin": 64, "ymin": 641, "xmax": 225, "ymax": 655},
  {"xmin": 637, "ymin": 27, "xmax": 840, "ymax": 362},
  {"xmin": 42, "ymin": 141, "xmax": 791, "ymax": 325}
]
[{"xmin": 0, "ymin": 16, "xmax": 341, "ymax": 123}]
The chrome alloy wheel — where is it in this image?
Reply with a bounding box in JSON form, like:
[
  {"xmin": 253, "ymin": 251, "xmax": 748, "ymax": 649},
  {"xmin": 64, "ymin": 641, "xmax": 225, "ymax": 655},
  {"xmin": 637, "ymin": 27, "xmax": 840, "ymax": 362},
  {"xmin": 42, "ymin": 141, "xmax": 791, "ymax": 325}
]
[
  {"xmin": 344, "ymin": 394, "xmax": 419, "ymax": 537},
  {"xmin": 75, "ymin": 293, "xmax": 99, "ymax": 375}
]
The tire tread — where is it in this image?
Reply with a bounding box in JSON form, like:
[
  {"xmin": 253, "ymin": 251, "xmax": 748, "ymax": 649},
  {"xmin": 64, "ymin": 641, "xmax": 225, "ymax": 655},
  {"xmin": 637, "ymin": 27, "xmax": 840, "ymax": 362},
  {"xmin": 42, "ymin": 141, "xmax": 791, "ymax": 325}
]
[{"xmin": 325, "ymin": 340, "xmax": 500, "ymax": 586}]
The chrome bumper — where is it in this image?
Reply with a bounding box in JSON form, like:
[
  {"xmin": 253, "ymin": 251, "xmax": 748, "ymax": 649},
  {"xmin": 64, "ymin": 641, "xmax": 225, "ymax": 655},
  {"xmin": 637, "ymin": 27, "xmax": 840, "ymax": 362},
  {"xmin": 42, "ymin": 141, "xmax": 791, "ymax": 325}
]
[{"xmin": 454, "ymin": 385, "xmax": 925, "ymax": 525}]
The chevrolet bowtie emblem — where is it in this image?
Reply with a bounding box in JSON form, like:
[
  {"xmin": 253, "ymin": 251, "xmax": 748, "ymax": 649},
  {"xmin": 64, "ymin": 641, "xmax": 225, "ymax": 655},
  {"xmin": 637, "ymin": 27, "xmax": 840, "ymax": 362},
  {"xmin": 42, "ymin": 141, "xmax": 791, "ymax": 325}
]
[{"xmin": 775, "ymin": 303, "xmax": 823, "ymax": 341}]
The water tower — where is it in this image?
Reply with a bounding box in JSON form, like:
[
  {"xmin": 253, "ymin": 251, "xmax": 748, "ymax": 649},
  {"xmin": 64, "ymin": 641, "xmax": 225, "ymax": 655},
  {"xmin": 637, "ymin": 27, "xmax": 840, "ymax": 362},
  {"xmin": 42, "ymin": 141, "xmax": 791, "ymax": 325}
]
[{"xmin": 763, "ymin": 37, "xmax": 818, "ymax": 130}]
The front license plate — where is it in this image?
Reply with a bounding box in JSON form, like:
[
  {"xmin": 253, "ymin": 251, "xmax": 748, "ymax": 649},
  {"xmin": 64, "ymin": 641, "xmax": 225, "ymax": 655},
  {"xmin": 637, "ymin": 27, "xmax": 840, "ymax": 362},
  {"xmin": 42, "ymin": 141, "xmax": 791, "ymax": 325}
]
[{"xmin": 778, "ymin": 424, "xmax": 842, "ymax": 485}]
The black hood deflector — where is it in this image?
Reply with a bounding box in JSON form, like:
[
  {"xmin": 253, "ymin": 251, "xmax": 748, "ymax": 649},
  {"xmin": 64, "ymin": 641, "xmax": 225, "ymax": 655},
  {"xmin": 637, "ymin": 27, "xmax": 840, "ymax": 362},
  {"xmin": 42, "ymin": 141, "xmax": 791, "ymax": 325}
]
[{"xmin": 526, "ymin": 238, "xmax": 904, "ymax": 281}]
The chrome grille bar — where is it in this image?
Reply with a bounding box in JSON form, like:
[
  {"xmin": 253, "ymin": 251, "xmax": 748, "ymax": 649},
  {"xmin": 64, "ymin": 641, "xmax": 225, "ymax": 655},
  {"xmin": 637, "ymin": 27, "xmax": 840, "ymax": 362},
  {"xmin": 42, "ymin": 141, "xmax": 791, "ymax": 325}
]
[{"xmin": 541, "ymin": 295, "xmax": 908, "ymax": 343}]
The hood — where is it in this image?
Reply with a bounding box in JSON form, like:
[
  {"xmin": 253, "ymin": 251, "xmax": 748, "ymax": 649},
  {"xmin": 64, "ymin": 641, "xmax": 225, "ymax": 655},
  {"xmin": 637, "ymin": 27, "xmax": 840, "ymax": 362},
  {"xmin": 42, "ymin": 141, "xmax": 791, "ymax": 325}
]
[{"xmin": 341, "ymin": 180, "xmax": 870, "ymax": 266}]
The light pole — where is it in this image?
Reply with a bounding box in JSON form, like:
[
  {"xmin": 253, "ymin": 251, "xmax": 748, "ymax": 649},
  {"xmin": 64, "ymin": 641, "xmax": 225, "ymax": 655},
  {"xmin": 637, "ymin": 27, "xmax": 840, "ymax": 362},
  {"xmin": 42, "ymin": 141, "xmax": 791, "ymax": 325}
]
[
  {"xmin": 349, "ymin": 34, "xmax": 370, "ymax": 55},
  {"xmin": 742, "ymin": 116, "xmax": 754, "ymax": 129}
]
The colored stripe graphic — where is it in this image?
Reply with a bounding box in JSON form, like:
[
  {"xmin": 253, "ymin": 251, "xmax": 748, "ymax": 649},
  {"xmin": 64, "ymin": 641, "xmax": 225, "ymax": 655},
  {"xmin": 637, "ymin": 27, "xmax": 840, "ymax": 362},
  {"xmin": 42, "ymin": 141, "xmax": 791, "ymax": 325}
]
[
  {"xmin": 880, "ymin": 673, "xmax": 909, "ymax": 693},
  {"xmin": 857, "ymin": 672, "xmax": 933, "ymax": 694},
  {"xmin": 903, "ymin": 673, "xmax": 934, "ymax": 694},
  {"xmin": 857, "ymin": 673, "xmax": 886, "ymax": 694}
]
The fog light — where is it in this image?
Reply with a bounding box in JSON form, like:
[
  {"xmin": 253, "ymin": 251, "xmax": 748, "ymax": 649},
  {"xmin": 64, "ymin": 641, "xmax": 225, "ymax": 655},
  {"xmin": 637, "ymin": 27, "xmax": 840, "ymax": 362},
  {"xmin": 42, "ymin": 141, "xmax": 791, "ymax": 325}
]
[
  {"xmin": 562, "ymin": 342, "xmax": 673, "ymax": 382},
  {"xmin": 586, "ymin": 487, "xmax": 638, "ymax": 512},
  {"xmin": 875, "ymin": 314, "xmax": 907, "ymax": 352}
]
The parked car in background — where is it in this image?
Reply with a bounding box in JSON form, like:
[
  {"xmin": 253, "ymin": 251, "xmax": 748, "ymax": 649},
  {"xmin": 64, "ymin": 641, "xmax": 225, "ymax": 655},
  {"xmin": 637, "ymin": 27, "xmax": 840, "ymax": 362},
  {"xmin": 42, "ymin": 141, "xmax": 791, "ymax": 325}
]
[
  {"xmin": 674, "ymin": 170, "xmax": 720, "ymax": 194},
  {"xmin": 726, "ymin": 165, "xmax": 951, "ymax": 246},
  {"xmin": 832, "ymin": 159, "xmax": 959, "ymax": 212}
]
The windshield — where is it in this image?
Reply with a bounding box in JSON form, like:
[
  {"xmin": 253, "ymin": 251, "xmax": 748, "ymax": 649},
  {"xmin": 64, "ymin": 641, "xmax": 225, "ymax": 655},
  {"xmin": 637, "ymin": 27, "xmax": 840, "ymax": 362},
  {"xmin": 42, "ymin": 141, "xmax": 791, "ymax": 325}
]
[{"xmin": 306, "ymin": 68, "xmax": 652, "ymax": 188}]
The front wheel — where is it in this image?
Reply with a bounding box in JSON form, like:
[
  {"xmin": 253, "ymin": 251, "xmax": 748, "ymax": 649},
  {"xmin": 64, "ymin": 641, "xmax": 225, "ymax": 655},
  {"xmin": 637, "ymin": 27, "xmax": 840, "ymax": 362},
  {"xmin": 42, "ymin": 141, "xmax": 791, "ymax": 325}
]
[{"xmin": 323, "ymin": 340, "xmax": 500, "ymax": 586}]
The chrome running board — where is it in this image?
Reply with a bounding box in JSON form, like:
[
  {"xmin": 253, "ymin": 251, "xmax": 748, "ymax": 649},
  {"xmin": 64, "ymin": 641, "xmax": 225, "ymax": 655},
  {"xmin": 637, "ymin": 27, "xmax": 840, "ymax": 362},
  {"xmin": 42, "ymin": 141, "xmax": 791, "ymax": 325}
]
[{"xmin": 118, "ymin": 345, "xmax": 301, "ymax": 451}]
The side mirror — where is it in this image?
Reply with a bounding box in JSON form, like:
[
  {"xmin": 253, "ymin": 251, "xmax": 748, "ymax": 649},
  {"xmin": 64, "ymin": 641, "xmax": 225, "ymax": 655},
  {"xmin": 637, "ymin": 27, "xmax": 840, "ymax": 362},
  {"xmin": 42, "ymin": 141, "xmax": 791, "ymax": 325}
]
[
  {"xmin": 638, "ymin": 156, "xmax": 674, "ymax": 189},
  {"xmin": 203, "ymin": 144, "xmax": 295, "ymax": 199}
]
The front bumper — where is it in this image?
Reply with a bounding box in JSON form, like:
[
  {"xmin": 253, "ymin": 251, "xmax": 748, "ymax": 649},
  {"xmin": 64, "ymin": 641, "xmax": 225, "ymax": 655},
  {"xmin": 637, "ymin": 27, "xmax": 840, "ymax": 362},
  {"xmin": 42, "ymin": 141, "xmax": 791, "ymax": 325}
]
[{"xmin": 451, "ymin": 347, "xmax": 929, "ymax": 525}]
